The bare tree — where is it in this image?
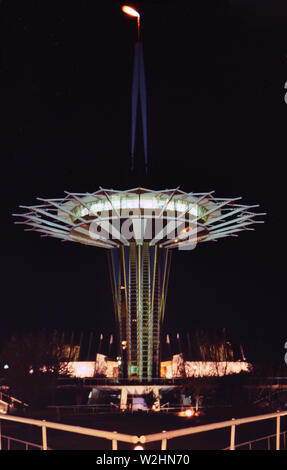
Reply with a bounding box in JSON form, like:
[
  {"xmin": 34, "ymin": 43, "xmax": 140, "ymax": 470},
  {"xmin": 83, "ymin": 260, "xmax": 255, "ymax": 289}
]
[{"xmin": 194, "ymin": 329, "xmax": 234, "ymax": 376}]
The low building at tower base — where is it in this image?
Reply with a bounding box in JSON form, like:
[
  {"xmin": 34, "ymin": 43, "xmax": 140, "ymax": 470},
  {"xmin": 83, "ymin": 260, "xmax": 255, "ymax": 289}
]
[{"xmin": 60, "ymin": 353, "xmax": 252, "ymax": 380}]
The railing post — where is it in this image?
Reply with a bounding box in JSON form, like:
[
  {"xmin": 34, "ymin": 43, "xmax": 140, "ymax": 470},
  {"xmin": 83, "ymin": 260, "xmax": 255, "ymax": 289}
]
[
  {"xmin": 41, "ymin": 420, "xmax": 48, "ymax": 450},
  {"xmin": 276, "ymin": 412, "xmax": 281, "ymax": 450},
  {"xmin": 161, "ymin": 430, "xmax": 167, "ymax": 450},
  {"xmin": 230, "ymin": 419, "xmax": 236, "ymax": 450},
  {"xmin": 112, "ymin": 431, "xmax": 118, "ymax": 450}
]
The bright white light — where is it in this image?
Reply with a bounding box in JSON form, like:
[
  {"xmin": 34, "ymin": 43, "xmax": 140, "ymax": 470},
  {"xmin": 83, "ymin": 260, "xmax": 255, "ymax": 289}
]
[
  {"xmin": 72, "ymin": 195, "xmax": 204, "ymax": 220},
  {"xmin": 66, "ymin": 361, "xmax": 96, "ymax": 378},
  {"xmin": 122, "ymin": 6, "xmax": 140, "ymax": 18},
  {"xmin": 81, "ymin": 208, "xmax": 89, "ymax": 216},
  {"xmin": 3, "ymin": 364, "xmax": 9, "ymax": 369}
]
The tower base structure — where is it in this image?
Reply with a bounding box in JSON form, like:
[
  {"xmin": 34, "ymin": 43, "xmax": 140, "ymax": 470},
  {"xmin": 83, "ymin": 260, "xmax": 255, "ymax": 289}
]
[
  {"xmin": 109, "ymin": 242, "xmax": 171, "ymax": 382},
  {"xmin": 88, "ymin": 384, "xmax": 176, "ymax": 412}
]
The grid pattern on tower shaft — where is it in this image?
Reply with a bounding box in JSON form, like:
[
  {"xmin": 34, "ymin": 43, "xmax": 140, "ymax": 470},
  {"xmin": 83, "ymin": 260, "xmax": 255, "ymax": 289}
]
[{"xmin": 108, "ymin": 242, "xmax": 171, "ymax": 381}]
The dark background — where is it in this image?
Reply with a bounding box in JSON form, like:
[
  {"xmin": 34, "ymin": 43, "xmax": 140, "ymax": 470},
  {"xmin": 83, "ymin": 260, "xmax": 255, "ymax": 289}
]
[{"xmin": 0, "ymin": 0, "xmax": 286, "ymax": 365}]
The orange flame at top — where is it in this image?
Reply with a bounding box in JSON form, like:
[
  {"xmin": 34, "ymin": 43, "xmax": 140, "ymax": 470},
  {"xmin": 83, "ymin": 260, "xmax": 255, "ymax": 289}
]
[{"xmin": 122, "ymin": 5, "xmax": 140, "ymax": 18}]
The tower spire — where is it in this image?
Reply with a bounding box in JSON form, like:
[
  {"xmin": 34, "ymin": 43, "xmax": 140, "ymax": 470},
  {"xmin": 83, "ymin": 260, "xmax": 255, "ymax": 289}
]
[{"xmin": 122, "ymin": 6, "xmax": 148, "ymax": 174}]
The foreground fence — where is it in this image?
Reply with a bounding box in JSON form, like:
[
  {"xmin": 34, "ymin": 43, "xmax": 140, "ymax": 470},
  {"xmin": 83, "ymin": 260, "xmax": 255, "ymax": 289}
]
[
  {"xmin": 0, "ymin": 410, "xmax": 287, "ymax": 450},
  {"xmin": 46, "ymin": 404, "xmax": 201, "ymax": 420},
  {"xmin": 0, "ymin": 414, "xmax": 137, "ymax": 450},
  {"xmin": 139, "ymin": 410, "xmax": 287, "ymax": 450}
]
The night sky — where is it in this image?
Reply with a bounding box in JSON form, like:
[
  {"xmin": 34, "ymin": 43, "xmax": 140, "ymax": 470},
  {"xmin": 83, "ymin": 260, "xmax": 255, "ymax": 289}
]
[{"xmin": 1, "ymin": 1, "xmax": 286, "ymax": 364}]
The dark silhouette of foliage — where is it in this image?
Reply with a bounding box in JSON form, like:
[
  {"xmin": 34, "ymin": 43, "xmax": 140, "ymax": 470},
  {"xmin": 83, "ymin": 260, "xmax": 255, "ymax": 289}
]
[{"xmin": 0, "ymin": 329, "xmax": 68, "ymax": 409}]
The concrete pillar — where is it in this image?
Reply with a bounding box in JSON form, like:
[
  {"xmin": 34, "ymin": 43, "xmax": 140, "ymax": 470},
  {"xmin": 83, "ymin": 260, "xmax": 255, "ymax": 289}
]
[
  {"xmin": 153, "ymin": 387, "xmax": 160, "ymax": 411},
  {"xmin": 120, "ymin": 387, "xmax": 128, "ymax": 411}
]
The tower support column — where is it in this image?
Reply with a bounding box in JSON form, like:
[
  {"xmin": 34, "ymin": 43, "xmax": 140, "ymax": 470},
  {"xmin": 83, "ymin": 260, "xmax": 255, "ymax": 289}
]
[{"xmin": 109, "ymin": 242, "xmax": 171, "ymax": 382}]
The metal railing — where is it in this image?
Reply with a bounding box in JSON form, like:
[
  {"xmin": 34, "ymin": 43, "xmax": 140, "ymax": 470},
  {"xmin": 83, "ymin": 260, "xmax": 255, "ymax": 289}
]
[
  {"xmin": 0, "ymin": 400, "xmax": 9, "ymax": 414},
  {"xmin": 0, "ymin": 392, "xmax": 29, "ymax": 408},
  {"xmin": 1, "ymin": 434, "xmax": 52, "ymax": 450},
  {"xmin": 223, "ymin": 430, "xmax": 287, "ymax": 450},
  {"xmin": 47, "ymin": 403, "xmax": 193, "ymax": 416},
  {"xmin": 56, "ymin": 376, "xmax": 198, "ymax": 387},
  {"xmin": 1, "ymin": 410, "xmax": 286, "ymax": 450},
  {"xmin": 138, "ymin": 410, "xmax": 287, "ymax": 450},
  {"xmin": 48, "ymin": 404, "xmax": 120, "ymax": 418},
  {"xmin": 0, "ymin": 414, "xmax": 138, "ymax": 450}
]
